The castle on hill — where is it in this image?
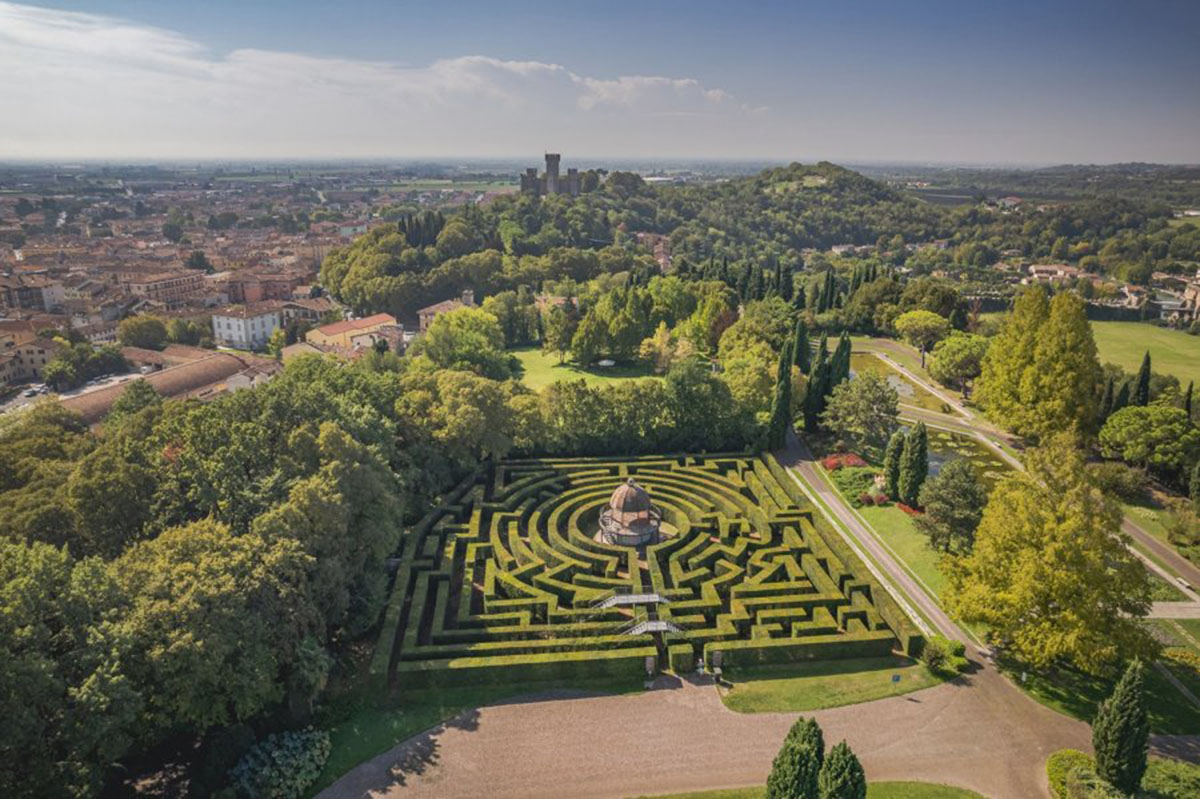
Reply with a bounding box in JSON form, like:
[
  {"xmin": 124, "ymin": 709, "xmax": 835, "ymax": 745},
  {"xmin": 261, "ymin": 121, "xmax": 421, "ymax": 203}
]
[{"xmin": 520, "ymin": 153, "xmax": 581, "ymax": 197}]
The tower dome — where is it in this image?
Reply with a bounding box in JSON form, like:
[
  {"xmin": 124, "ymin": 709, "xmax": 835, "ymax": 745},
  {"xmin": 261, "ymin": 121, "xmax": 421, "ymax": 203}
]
[{"xmin": 598, "ymin": 478, "xmax": 661, "ymax": 546}]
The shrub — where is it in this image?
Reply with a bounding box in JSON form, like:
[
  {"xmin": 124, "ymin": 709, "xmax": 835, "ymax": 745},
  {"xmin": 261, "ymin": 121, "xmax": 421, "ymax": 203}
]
[
  {"xmin": 1047, "ymin": 749, "xmax": 1095, "ymax": 798},
  {"xmin": 228, "ymin": 727, "xmax": 331, "ymax": 799},
  {"xmin": 1143, "ymin": 756, "xmax": 1200, "ymax": 797},
  {"xmin": 1087, "ymin": 461, "xmax": 1149, "ymax": 503},
  {"xmin": 939, "ymin": 402, "xmax": 953, "ymax": 414},
  {"xmin": 858, "ymin": 492, "xmax": 875, "ymax": 506},
  {"xmin": 920, "ymin": 634, "xmax": 969, "ymax": 678},
  {"xmin": 821, "ymin": 453, "xmax": 868, "ymax": 471},
  {"xmin": 829, "ymin": 466, "xmax": 878, "ymax": 507}
]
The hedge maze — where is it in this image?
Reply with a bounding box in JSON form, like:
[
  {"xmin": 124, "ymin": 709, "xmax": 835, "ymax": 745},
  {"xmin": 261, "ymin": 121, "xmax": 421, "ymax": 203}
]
[{"xmin": 373, "ymin": 454, "xmax": 921, "ymax": 688}]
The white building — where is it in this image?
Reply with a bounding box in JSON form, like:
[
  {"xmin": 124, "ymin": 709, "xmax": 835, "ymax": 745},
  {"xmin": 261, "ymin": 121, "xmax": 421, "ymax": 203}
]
[{"xmin": 210, "ymin": 302, "xmax": 282, "ymax": 351}]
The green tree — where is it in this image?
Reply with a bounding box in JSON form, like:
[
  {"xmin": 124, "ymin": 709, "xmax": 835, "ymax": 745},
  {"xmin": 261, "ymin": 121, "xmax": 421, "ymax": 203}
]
[
  {"xmin": 882, "ymin": 430, "xmax": 904, "ymax": 500},
  {"xmin": 793, "ymin": 319, "xmax": 811, "ymax": 373},
  {"xmin": 1134, "ymin": 351, "xmax": 1152, "ymax": 407},
  {"xmin": 817, "ymin": 741, "xmax": 867, "ymax": 799},
  {"xmin": 1191, "ymin": 460, "xmax": 1200, "ymax": 510},
  {"xmin": 928, "ymin": 332, "xmax": 988, "ymax": 396},
  {"xmin": 893, "ymin": 309, "xmax": 949, "ymax": 367},
  {"xmin": 1185, "ymin": 380, "xmax": 1194, "ymax": 419},
  {"xmin": 542, "ymin": 304, "xmax": 577, "ymax": 364},
  {"xmin": 803, "ymin": 349, "xmax": 831, "ymax": 433},
  {"xmin": 915, "ymin": 458, "xmax": 987, "ymax": 554},
  {"xmin": 108, "ymin": 379, "xmax": 161, "ymax": 421},
  {"xmin": 767, "ymin": 341, "xmax": 794, "ymax": 449},
  {"xmin": 976, "ymin": 286, "xmax": 1050, "ymax": 431},
  {"xmin": 767, "ymin": 718, "xmax": 823, "ymax": 799},
  {"xmin": 41, "ymin": 358, "xmax": 78, "ymax": 391},
  {"xmin": 412, "ymin": 307, "xmax": 512, "ymax": 379},
  {"xmin": 1092, "ymin": 659, "xmax": 1149, "ymax": 796},
  {"xmin": 898, "ymin": 422, "xmax": 928, "ymax": 507},
  {"xmin": 947, "ymin": 438, "xmax": 1156, "ymax": 673},
  {"xmin": 185, "ymin": 250, "xmax": 212, "ymax": 272},
  {"xmin": 66, "ymin": 446, "xmax": 156, "ymax": 557},
  {"xmin": 396, "ymin": 370, "xmax": 523, "ymax": 466},
  {"xmin": 117, "ymin": 314, "xmax": 168, "ymax": 350},
  {"xmin": 820, "ymin": 371, "xmax": 900, "ymax": 454},
  {"xmin": 1099, "ymin": 405, "xmax": 1200, "ymax": 484},
  {"xmin": 266, "ymin": 327, "xmax": 287, "ymax": 358},
  {"xmin": 1023, "ymin": 291, "xmax": 1103, "ymax": 440}
]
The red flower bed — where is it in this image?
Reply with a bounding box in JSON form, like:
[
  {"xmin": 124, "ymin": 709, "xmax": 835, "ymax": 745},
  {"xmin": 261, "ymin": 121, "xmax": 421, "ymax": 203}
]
[
  {"xmin": 896, "ymin": 502, "xmax": 923, "ymax": 516},
  {"xmin": 821, "ymin": 453, "xmax": 868, "ymax": 471}
]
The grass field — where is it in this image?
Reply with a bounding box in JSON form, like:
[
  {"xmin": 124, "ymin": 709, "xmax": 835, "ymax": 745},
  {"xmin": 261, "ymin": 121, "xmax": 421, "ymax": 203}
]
[
  {"xmin": 1090, "ymin": 321, "xmax": 1200, "ymax": 388},
  {"xmin": 850, "ymin": 352, "xmax": 949, "ymax": 414},
  {"xmin": 631, "ymin": 782, "xmax": 983, "ymax": 799},
  {"xmin": 719, "ymin": 656, "xmax": 941, "ymax": 713},
  {"xmin": 512, "ymin": 346, "xmax": 661, "ymax": 390}
]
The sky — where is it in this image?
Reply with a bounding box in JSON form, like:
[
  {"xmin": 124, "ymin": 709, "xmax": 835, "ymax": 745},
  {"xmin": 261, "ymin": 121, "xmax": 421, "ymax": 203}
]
[{"xmin": 2, "ymin": 0, "xmax": 1199, "ymax": 165}]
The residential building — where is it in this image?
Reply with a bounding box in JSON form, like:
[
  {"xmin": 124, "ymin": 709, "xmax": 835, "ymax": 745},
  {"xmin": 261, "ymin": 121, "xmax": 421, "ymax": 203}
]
[
  {"xmin": 126, "ymin": 270, "xmax": 205, "ymax": 305},
  {"xmin": 306, "ymin": 312, "xmax": 397, "ymax": 349},
  {"xmin": 210, "ymin": 302, "xmax": 283, "ymax": 350},
  {"xmin": 417, "ymin": 289, "xmax": 475, "ymax": 333}
]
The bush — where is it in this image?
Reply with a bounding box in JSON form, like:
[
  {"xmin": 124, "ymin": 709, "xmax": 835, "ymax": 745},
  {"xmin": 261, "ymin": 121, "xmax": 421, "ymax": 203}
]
[
  {"xmin": 821, "ymin": 453, "xmax": 868, "ymax": 471},
  {"xmin": 1143, "ymin": 757, "xmax": 1200, "ymax": 797},
  {"xmin": 939, "ymin": 402, "xmax": 953, "ymax": 414},
  {"xmin": 228, "ymin": 727, "xmax": 331, "ymax": 799},
  {"xmin": 828, "ymin": 466, "xmax": 878, "ymax": 507},
  {"xmin": 919, "ymin": 634, "xmax": 968, "ymax": 678},
  {"xmin": 1048, "ymin": 750, "xmax": 1095, "ymax": 798},
  {"xmin": 1087, "ymin": 461, "xmax": 1149, "ymax": 503},
  {"xmin": 858, "ymin": 492, "xmax": 875, "ymax": 506}
]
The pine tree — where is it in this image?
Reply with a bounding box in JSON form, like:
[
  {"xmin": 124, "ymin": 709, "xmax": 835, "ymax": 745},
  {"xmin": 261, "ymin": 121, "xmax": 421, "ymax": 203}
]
[
  {"xmin": 767, "ymin": 341, "xmax": 794, "ymax": 449},
  {"xmin": 793, "ymin": 319, "xmax": 811, "ymax": 373},
  {"xmin": 817, "ymin": 741, "xmax": 867, "ymax": 799},
  {"xmin": 1098, "ymin": 377, "xmax": 1115, "ymax": 422},
  {"xmin": 883, "ymin": 431, "xmax": 905, "ymax": 500},
  {"xmin": 898, "ymin": 422, "xmax": 928, "ymax": 507},
  {"xmin": 1092, "ymin": 659, "xmax": 1149, "ymax": 795},
  {"xmin": 1134, "ymin": 351, "xmax": 1151, "ymax": 407}
]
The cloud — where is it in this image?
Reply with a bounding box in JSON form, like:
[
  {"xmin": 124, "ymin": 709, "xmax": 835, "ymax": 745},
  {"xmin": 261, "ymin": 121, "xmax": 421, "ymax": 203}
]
[{"xmin": 0, "ymin": 2, "xmax": 755, "ymax": 158}]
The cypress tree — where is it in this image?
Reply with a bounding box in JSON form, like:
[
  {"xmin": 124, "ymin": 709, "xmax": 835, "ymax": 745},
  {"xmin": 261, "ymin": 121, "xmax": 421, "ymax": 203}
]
[
  {"xmin": 1113, "ymin": 379, "xmax": 1131, "ymax": 415},
  {"xmin": 817, "ymin": 741, "xmax": 867, "ymax": 799},
  {"xmin": 817, "ymin": 332, "xmax": 829, "ymax": 364},
  {"xmin": 1190, "ymin": 460, "xmax": 1200, "ymax": 510},
  {"xmin": 1185, "ymin": 380, "xmax": 1194, "ymax": 420},
  {"xmin": 766, "ymin": 739, "xmax": 822, "ymax": 799},
  {"xmin": 780, "ymin": 263, "xmax": 794, "ymax": 302},
  {"xmin": 785, "ymin": 716, "xmax": 825, "ymax": 753},
  {"xmin": 1098, "ymin": 377, "xmax": 1115, "ymax": 422},
  {"xmin": 773, "ymin": 258, "xmax": 786, "ymax": 297},
  {"xmin": 793, "ymin": 319, "xmax": 811, "ymax": 373},
  {"xmin": 898, "ymin": 422, "xmax": 928, "ymax": 507},
  {"xmin": 804, "ymin": 351, "xmax": 830, "ymax": 433},
  {"xmin": 883, "ymin": 431, "xmax": 904, "ymax": 499},
  {"xmin": 767, "ymin": 341, "xmax": 794, "ymax": 449},
  {"xmin": 1092, "ymin": 659, "xmax": 1149, "ymax": 795},
  {"xmin": 832, "ymin": 332, "xmax": 852, "ymax": 386},
  {"xmin": 948, "ymin": 304, "xmax": 968, "ymax": 331},
  {"xmin": 1134, "ymin": 351, "xmax": 1151, "ymax": 407},
  {"xmin": 793, "ymin": 283, "xmax": 806, "ymax": 311},
  {"xmin": 824, "ymin": 270, "xmax": 836, "ymax": 312}
]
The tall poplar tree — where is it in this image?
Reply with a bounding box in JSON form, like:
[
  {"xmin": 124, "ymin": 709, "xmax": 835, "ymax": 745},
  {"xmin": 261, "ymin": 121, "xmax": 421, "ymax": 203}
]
[
  {"xmin": 1134, "ymin": 352, "xmax": 1151, "ymax": 407},
  {"xmin": 1092, "ymin": 659, "xmax": 1149, "ymax": 795}
]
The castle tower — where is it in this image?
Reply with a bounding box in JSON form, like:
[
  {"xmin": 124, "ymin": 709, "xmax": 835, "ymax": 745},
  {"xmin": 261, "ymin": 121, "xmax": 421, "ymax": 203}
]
[{"xmin": 545, "ymin": 153, "xmax": 561, "ymax": 194}]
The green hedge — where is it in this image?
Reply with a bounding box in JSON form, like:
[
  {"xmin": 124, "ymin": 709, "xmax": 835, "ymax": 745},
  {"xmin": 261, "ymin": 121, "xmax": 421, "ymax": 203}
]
[
  {"xmin": 704, "ymin": 630, "xmax": 896, "ymax": 669},
  {"xmin": 393, "ymin": 644, "xmax": 658, "ymax": 688}
]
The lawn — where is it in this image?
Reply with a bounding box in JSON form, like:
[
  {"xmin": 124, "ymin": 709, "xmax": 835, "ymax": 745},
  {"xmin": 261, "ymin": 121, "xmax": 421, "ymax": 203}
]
[
  {"xmin": 311, "ymin": 677, "xmax": 642, "ymax": 794},
  {"xmin": 1000, "ymin": 659, "xmax": 1200, "ymax": 734},
  {"xmin": 718, "ymin": 656, "xmax": 942, "ymax": 713},
  {"xmin": 1091, "ymin": 321, "xmax": 1200, "ymax": 388},
  {"xmin": 850, "ymin": 352, "xmax": 950, "ymax": 414},
  {"xmin": 857, "ymin": 504, "xmax": 947, "ymax": 598},
  {"xmin": 630, "ymin": 782, "xmax": 982, "ymax": 799},
  {"xmin": 511, "ymin": 346, "xmax": 661, "ymax": 390}
]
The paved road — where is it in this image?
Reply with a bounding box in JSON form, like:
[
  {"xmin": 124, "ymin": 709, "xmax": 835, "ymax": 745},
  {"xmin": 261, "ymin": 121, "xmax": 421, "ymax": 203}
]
[
  {"xmin": 1151, "ymin": 602, "xmax": 1200, "ymax": 619},
  {"xmin": 321, "ymin": 669, "xmax": 1094, "ymax": 799}
]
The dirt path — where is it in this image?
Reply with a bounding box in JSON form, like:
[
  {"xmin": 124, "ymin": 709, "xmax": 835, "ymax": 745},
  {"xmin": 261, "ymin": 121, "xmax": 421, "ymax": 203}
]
[{"xmin": 319, "ymin": 667, "xmax": 1094, "ymax": 799}]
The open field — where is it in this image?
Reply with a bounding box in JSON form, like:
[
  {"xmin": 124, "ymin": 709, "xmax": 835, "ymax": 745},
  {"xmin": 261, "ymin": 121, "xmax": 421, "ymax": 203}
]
[
  {"xmin": 1090, "ymin": 322, "xmax": 1200, "ymax": 387},
  {"xmin": 719, "ymin": 655, "xmax": 941, "ymax": 713},
  {"xmin": 631, "ymin": 783, "xmax": 983, "ymax": 799},
  {"xmin": 850, "ymin": 352, "xmax": 949, "ymax": 414},
  {"xmin": 512, "ymin": 346, "xmax": 661, "ymax": 389}
]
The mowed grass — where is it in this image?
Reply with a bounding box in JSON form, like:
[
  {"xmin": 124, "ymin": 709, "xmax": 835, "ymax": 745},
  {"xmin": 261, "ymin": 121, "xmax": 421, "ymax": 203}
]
[
  {"xmin": 629, "ymin": 782, "xmax": 983, "ymax": 799},
  {"xmin": 850, "ymin": 352, "xmax": 949, "ymax": 413},
  {"xmin": 719, "ymin": 656, "xmax": 942, "ymax": 713},
  {"xmin": 857, "ymin": 504, "xmax": 947, "ymax": 597},
  {"xmin": 512, "ymin": 346, "xmax": 661, "ymax": 390},
  {"xmin": 1091, "ymin": 321, "xmax": 1200, "ymax": 388}
]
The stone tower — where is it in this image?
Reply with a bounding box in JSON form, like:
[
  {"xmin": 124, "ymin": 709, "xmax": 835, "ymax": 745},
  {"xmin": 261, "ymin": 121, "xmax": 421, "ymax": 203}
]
[{"xmin": 545, "ymin": 153, "xmax": 561, "ymax": 194}]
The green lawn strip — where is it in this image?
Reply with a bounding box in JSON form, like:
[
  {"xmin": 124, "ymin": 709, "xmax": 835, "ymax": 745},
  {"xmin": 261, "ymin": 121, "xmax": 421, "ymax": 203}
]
[
  {"xmin": 629, "ymin": 782, "xmax": 982, "ymax": 799},
  {"xmin": 1091, "ymin": 321, "xmax": 1200, "ymax": 388},
  {"xmin": 719, "ymin": 655, "xmax": 942, "ymax": 713},
  {"xmin": 998, "ymin": 660, "xmax": 1200, "ymax": 734},
  {"xmin": 850, "ymin": 352, "xmax": 949, "ymax": 414},
  {"xmin": 1149, "ymin": 571, "xmax": 1190, "ymax": 601},
  {"xmin": 511, "ymin": 346, "xmax": 661, "ymax": 390},
  {"xmin": 789, "ymin": 466, "xmax": 941, "ymax": 635},
  {"xmin": 1173, "ymin": 619, "xmax": 1200, "ymax": 648},
  {"xmin": 311, "ymin": 677, "xmax": 642, "ymax": 794}
]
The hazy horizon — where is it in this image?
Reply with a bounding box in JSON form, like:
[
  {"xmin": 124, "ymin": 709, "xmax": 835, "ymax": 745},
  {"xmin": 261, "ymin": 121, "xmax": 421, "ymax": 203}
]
[{"xmin": 4, "ymin": 0, "xmax": 1200, "ymax": 164}]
